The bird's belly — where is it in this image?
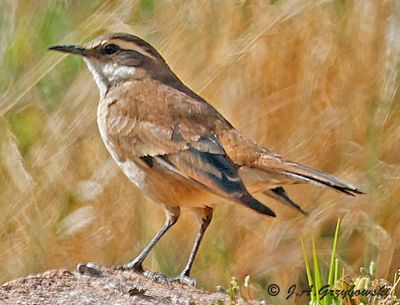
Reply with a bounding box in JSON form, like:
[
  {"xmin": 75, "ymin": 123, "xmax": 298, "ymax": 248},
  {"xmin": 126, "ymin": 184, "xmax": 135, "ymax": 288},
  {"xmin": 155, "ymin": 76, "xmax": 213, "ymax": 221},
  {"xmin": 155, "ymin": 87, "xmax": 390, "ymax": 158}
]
[{"xmin": 117, "ymin": 158, "xmax": 217, "ymax": 208}]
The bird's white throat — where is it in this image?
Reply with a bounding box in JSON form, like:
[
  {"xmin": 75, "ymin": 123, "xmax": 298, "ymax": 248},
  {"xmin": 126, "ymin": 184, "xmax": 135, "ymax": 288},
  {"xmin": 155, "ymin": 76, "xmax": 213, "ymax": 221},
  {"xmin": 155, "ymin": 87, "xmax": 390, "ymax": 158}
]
[{"xmin": 84, "ymin": 59, "xmax": 136, "ymax": 98}]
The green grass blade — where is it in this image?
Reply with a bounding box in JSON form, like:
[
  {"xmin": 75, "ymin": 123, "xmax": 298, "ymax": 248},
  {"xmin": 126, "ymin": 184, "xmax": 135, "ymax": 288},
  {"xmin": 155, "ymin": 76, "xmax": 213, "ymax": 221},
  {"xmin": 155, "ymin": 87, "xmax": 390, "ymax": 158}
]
[
  {"xmin": 328, "ymin": 218, "xmax": 341, "ymax": 286},
  {"xmin": 334, "ymin": 258, "xmax": 340, "ymax": 283},
  {"xmin": 325, "ymin": 218, "xmax": 341, "ymax": 304},
  {"xmin": 301, "ymin": 238, "xmax": 315, "ymax": 304},
  {"xmin": 312, "ymin": 236, "xmax": 322, "ymax": 303}
]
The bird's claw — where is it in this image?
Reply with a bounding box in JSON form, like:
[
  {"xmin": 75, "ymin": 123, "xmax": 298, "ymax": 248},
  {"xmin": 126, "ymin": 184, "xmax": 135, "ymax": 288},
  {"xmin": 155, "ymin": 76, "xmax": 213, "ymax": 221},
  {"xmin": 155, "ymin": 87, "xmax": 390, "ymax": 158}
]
[
  {"xmin": 143, "ymin": 271, "xmax": 169, "ymax": 283},
  {"xmin": 168, "ymin": 274, "xmax": 197, "ymax": 286},
  {"xmin": 142, "ymin": 271, "xmax": 197, "ymax": 286},
  {"xmin": 114, "ymin": 263, "xmax": 196, "ymax": 286},
  {"xmin": 114, "ymin": 261, "xmax": 144, "ymax": 272}
]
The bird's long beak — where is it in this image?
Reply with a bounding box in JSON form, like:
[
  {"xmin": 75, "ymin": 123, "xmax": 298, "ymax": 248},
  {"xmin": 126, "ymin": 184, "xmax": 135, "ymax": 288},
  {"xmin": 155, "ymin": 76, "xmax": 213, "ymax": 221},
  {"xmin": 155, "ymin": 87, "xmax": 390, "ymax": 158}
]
[{"xmin": 48, "ymin": 45, "xmax": 88, "ymax": 57}]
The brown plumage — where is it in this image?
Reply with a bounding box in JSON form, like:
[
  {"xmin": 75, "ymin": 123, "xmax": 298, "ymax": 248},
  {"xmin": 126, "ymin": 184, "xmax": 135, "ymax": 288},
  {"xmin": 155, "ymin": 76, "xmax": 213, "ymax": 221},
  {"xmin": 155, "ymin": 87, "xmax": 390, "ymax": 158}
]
[{"xmin": 49, "ymin": 33, "xmax": 363, "ymax": 285}]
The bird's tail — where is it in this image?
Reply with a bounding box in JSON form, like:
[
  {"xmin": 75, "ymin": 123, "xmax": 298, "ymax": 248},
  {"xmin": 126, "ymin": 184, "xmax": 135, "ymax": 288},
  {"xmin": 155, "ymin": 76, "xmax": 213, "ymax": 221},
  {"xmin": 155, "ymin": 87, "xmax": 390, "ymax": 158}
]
[
  {"xmin": 254, "ymin": 156, "xmax": 363, "ymax": 196},
  {"xmin": 281, "ymin": 161, "xmax": 363, "ymax": 196}
]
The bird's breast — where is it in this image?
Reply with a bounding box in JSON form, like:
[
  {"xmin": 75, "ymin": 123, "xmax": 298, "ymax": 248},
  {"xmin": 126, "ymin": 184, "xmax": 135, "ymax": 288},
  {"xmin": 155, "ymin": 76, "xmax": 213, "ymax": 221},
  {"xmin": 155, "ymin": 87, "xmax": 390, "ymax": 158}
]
[
  {"xmin": 97, "ymin": 100, "xmax": 122, "ymax": 161},
  {"xmin": 97, "ymin": 99, "xmax": 147, "ymax": 189}
]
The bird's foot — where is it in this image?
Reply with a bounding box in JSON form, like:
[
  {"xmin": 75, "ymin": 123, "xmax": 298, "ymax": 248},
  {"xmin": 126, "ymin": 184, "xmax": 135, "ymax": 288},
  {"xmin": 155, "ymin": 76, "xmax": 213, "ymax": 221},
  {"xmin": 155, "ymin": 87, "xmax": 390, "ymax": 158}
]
[
  {"xmin": 167, "ymin": 274, "xmax": 197, "ymax": 286},
  {"xmin": 114, "ymin": 263, "xmax": 169, "ymax": 283},
  {"xmin": 114, "ymin": 262, "xmax": 195, "ymax": 286},
  {"xmin": 143, "ymin": 271, "xmax": 170, "ymax": 283},
  {"xmin": 114, "ymin": 261, "xmax": 144, "ymax": 273}
]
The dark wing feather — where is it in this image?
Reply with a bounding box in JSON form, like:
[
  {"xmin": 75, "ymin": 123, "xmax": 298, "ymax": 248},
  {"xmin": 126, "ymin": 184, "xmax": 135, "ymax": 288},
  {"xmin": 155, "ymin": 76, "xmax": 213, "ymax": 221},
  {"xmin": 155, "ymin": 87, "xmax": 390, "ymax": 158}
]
[{"xmin": 159, "ymin": 144, "xmax": 275, "ymax": 217}]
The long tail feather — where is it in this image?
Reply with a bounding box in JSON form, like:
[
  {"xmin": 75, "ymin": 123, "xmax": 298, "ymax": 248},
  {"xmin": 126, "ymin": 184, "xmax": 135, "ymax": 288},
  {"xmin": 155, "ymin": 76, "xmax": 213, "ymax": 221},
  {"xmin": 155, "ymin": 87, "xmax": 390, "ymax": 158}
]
[{"xmin": 280, "ymin": 161, "xmax": 363, "ymax": 196}]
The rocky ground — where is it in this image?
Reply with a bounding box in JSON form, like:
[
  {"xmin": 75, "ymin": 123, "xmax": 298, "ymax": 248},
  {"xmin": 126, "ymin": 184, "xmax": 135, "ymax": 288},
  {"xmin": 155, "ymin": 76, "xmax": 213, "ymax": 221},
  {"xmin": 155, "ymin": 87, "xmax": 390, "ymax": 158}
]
[{"xmin": 0, "ymin": 263, "xmax": 230, "ymax": 305}]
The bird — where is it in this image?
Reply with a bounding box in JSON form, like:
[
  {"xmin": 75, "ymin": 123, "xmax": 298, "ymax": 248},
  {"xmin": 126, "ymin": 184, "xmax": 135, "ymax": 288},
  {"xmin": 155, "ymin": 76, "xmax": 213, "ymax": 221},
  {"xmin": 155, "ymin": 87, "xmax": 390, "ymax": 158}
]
[{"xmin": 49, "ymin": 33, "xmax": 362, "ymax": 285}]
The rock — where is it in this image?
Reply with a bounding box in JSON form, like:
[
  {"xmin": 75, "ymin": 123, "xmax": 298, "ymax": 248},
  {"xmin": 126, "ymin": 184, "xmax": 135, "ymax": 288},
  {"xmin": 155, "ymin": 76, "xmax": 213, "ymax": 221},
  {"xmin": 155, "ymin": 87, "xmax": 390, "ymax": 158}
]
[{"xmin": 0, "ymin": 265, "xmax": 228, "ymax": 305}]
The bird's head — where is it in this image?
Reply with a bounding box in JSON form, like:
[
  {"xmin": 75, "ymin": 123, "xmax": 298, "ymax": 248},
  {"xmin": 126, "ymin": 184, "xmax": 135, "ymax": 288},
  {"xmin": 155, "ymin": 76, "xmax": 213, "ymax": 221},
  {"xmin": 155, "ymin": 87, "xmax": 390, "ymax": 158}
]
[{"xmin": 49, "ymin": 33, "xmax": 173, "ymax": 97}]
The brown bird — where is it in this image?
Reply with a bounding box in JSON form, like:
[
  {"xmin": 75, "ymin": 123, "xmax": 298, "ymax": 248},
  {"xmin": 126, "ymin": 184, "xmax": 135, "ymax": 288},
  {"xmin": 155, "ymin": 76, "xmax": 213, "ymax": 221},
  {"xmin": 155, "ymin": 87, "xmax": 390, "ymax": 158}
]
[{"xmin": 49, "ymin": 33, "xmax": 362, "ymax": 285}]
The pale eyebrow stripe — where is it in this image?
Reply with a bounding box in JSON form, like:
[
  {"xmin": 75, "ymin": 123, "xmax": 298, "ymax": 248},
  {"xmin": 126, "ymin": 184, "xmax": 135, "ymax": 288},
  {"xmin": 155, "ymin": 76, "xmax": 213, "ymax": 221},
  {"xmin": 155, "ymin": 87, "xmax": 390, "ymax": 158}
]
[{"xmin": 106, "ymin": 39, "xmax": 156, "ymax": 60}]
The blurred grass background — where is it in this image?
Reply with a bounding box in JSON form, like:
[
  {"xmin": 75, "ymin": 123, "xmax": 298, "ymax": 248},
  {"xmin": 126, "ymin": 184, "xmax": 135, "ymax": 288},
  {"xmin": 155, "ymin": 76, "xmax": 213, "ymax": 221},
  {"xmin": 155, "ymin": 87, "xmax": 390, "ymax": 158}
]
[{"xmin": 0, "ymin": 0, "xmax": 399, "ymax": 303}]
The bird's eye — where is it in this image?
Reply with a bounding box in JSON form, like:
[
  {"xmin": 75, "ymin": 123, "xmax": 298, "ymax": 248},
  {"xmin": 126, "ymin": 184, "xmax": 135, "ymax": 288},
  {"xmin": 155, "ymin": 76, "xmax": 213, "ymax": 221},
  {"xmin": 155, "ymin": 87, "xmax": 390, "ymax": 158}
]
[{"xmin": 104, "ymin": 44, "xmax": 120, "ymax": 55}]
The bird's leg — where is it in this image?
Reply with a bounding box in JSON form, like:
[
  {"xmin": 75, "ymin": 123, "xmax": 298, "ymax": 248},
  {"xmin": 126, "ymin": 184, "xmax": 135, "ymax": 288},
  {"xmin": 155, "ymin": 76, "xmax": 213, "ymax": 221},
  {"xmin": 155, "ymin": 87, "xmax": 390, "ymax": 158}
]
[
  {"xmin": 170, "ymin": 207, "xmax": 213, "ymax": 286},
  {"xmin": 119, "ymin": 207, "xmax": 180, "ymax": 274}
]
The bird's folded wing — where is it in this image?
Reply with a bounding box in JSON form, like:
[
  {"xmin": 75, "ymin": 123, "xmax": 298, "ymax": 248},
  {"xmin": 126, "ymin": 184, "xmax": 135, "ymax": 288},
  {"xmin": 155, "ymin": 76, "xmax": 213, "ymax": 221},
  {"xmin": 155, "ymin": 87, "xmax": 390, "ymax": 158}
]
[
  {"xmin": 105, "ymin": 79, "xmax": 225, "ymax": 158},
  {"xmin": 104, "ymin": 84, "xmax": 275, "ymax": 217}
]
